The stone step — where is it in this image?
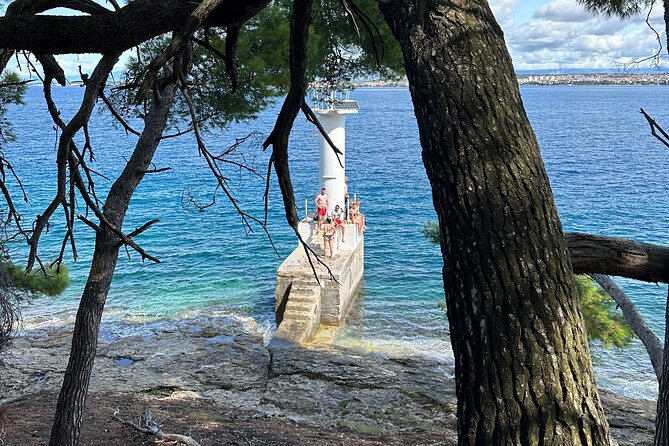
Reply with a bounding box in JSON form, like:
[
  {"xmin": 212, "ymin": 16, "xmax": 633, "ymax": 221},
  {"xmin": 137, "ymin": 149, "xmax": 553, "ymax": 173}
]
[
  {"xmin": 282, "ymin": 310, "xmax": 316, "ymax": 322},
  {"xmin": 286, "ymin": 294, "xmax": 316, "ymax": 304},
  {"xmin": 273, "ymin": 320, "xmax": 310, "ymax": 344},
  {"xmin": 289, "ymin": 288, "xmax": 319, "ymax": 300},
  {"xmin": 285, "ymin": 300, "xmax": 317, "ymax": 315},
  {"xmin": 292, "ymin": 278, "xmax": 320, "ymax": 288},
  {"xmin": 290, "ymin": 281, "xmax": 321, "ymax": 298}
]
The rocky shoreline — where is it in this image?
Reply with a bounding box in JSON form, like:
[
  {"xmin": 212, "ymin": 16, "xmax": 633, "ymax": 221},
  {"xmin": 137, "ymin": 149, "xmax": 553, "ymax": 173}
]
[{"xmin": 0, "ymin": 316, "xmax": 657, "ymax": 445}]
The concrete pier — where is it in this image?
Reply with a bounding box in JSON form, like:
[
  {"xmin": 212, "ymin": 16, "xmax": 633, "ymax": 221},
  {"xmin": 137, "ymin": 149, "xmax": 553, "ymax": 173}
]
[
  {"xmin": 273, "ymin": 221, "xmax": 364, "ymax": 344},
  {"xmin": 272, "ymin": 91, "xmax": 363, "ymax": 345}
]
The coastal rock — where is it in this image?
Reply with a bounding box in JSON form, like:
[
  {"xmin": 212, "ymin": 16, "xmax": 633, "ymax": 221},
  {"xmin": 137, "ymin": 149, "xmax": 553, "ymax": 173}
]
[
  {"xmin": 0, "ymin": 329, "xmax": 70, "ymax": 402},
  {"xmin": 600, "ymin": 389, "xmax": 656, "ymax": 446},
  {"xmin": 0, "ymin": 317, "xmax": 657, "ymax": 445},
  {"xmin": 265, "ymin": 344, "xmax": 455, "ymax": 432}
]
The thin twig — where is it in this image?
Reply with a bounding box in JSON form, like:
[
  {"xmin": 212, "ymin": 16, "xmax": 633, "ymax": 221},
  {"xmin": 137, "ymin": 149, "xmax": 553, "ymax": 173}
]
[
  {"xmin": 615, "ymin": 2, "xmax": 664, "ymax": 70},
  {"xmin": 180, "ymin": 85, "xmax": 279, "ymax": 256},
  {"xmin": 77, "ymin": 215, "xmax": 102, "ymax": 233},
  {"xmin": 641, "ymin": 108, "xmax": 669, "ymax": 149},
  {"xmin": 98, "ymin": 89, "xmax": 141, "ymax": 136},
  {"xmin": 126, "ymin": 218, "xmax": 160, "ymax": 238},
  {"xmin": 0, "ymin": 79, "xmax": 33, "ymax": 88},
  {"xmin": 224, "ymin": 25, "xmax": 240, "ymax": 92},
  {"xmin": 191, "ymin": 36, "xmax": 226, "ymax": 60},
  {"xmin": 112, "ymin": 411, "xmax": 201, "ymax": 446},
  {"xmin": 134, "ymin": 0, "xmax": 226, "ymax": 102}
]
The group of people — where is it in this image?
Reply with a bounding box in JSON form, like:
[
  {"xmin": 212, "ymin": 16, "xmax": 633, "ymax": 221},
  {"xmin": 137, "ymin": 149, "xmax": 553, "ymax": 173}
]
[{"xmin": 313, "ymin": 179, "xmax": 367, "ymax": 258}]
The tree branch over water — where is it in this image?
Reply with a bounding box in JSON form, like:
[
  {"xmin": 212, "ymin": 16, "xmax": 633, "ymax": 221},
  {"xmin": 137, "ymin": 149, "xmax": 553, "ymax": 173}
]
[
  {"xmin": 0, "ymin": 0, "xmax": 270, "ymax": 55},
  {"xmin": 567, "ymin": 232, "xmax": 669, "ymax": 283},
  {"xmin": 589, "ymin": 273, "xmax": 663, "ymax": 379}
]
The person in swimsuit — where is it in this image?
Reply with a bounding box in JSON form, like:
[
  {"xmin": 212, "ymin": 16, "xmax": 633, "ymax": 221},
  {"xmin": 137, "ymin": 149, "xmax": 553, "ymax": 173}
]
[
  {"xmin": 355, "ymin": 199, "xmax": 367, "ymax": 231},
  {"xmin": 322, "ymin": 216, "xmax": 336, "ymax": 258},
  {"xmin": 348, "ymin": 201, "xmax": 357, "ymax": 225},
  {"xmin": 314, "ymin": 187, "xmax": 328, "ymax": 232},
  {"xmin": 350, "ymin": 200, "xmax": 366, "ymax": 235},
  {"xmin": 333, "ymin": 205, "xmax": 345, "ymax": 243}
]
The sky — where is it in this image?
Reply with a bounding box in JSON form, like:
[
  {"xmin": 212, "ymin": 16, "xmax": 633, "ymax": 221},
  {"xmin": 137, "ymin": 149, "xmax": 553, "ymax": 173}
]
[
  {"xmin": 3, "ymin": 0, "xmax": 669, "ymax": 79},
  {"xmin": 491, "ymin": 0, "xmax": 668, "ymax": 70}
]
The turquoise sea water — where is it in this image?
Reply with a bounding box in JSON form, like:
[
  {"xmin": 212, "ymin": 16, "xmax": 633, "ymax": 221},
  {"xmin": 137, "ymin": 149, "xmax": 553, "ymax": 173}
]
[{"xmin": 5, "ymin": 85, "xmax": 669, "ymax": 400}]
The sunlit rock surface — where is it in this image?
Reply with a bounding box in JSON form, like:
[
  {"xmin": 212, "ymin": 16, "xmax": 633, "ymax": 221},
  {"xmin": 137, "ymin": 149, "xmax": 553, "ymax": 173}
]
[{"xmin": 0, "ymin": 317, "xmax": 655, "ymax": 444}]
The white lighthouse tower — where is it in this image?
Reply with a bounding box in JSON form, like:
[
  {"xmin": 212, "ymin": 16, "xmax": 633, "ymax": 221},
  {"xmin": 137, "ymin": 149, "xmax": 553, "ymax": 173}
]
[
  {"xmin": 273, "ymin": 89, "xmax": 365, "ymax": 346},
  {"xmin": 298, "ymin": 89, "xmax": 360, "ymax": 252},
  {"xmin": 314, "ymin": 90, "xmax": 358, "ymax": 213}
]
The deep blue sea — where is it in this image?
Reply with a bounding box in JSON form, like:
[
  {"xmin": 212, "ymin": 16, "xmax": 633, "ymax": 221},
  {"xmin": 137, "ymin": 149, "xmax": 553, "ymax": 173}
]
[{"xmin": 5, "ymin": 85, "xmax": 669, "ymax": 401}]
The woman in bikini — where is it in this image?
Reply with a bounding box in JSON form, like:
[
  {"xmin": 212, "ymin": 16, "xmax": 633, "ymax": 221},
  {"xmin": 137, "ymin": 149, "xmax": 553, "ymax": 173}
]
[{"xmin": 322, "ymin": 217, "xmax": 336, "ymax": 258}]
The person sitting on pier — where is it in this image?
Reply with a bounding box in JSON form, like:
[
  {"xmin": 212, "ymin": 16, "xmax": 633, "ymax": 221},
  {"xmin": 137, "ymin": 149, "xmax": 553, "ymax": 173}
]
[
  {"xmin": 349, "ymin": 200, "xmax": 367, "ymax": 235},
  {"xmin": 314, "ymin": 187, "xmax": 328, "ymax": 232},
  {"xmin": 322, "ymin": 216, "xmax": 336, "ymax": 258},
  {"xmin": 355, "ymin": 199, "xmax": 367, "ymax": 230},
  {"xmin": 333, "ymin": 205, "xmax": 345, "ymax": 243},
  {"xmin": 348, "ymin": 201, "xmax": 358, "ymax": 233}
]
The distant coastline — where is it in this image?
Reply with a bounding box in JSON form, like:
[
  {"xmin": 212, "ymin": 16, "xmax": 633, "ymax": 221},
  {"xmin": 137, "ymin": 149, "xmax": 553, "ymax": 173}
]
[
  {"xmin": 37, "ymin": 74, "xmax": 669, "ymax": 89},
  {"xmin": 351, "ymin": 73, "xmax": 669, "ymax": 88},
  {"xmin": 351, "ymin": 80, "xmax": 410, "ymax": 88},
  {"xmin": 517, "ymin": 73, "xmax": 669, "ymax": 86}
]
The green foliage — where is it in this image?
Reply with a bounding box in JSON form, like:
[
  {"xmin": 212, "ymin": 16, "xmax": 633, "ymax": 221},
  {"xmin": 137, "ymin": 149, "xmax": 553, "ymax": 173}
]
[
  {"xmin": 577, "ymin": 0, "xmax": 651, "ymax": 18},
  {"xmin": 575, "ymin": 275, "xmax": 634, "ymax": 348},
  {"xmin": 113, "ymin": 24, "xmax": 290, "ymax": 131},
  {"xmin": 0, "ymin": 261, "xmax": 18, "ymax": 347},
  {"xmin": 6, "ymin": 263, "xmax": 70, "ymax": 297},
  {"xmin": 309, "ymin": 0, "xmax": 404, "ymax": 82},
  {"xmin": 0, "ymin": 71, "xmax": 28, "ymax": 144},
  {"xmin": 422, "ymin": 220, "xmax": 440, "ymax": 245},
  {"xmin": 422, "ymin": 220, "xmax": 635, "ymax": 348},
  {"xmin": 111, "ymin": 0, "xmax": 404, "ymax": 133}
]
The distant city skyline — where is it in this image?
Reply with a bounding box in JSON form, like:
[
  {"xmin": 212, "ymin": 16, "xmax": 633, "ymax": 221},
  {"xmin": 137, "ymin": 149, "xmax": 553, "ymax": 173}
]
[{"xmin": 349, "ymin": 72, "xmax": 669, "ymax": 88}]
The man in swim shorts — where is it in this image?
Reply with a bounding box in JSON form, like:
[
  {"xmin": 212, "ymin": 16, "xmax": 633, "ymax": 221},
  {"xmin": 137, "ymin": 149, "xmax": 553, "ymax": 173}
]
[{"xmin": 314, "ymin": 187, "xmax": 328, "ymax": 232}]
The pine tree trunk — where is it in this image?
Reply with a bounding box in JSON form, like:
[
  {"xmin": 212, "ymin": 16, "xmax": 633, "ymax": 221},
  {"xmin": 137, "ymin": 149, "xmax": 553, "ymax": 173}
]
[
  {"xmin": 655, "ymin": 288, "xmax": 669, "ymax": 446},
  {"xmin": 47, "ymin": 235, "xmax": 120, "ymax": 446},
  {"xmin": 380, "ymin": 1, "xmax": 611, "ymax": 444},
  {"xmin": 48, "ymin": 80, "xmax": 178, "ymax": 446}
]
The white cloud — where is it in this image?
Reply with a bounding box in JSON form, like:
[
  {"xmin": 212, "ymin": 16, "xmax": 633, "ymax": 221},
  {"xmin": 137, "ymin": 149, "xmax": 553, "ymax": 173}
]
[
  {"xmin": 497, "ymin": 0, "xmax": 669, "ymax": 70},
  {"xmin": 490, "ymin": 0, "xmax": 520, "ymax": 29},
  {"xmin": 533, "ymin": 0, "xmax": 591, "ymax": 22},
  {"xmin": 55, "ymin": 54, "xmax": 105, "ymax": 81},
  {"xmin": 2, "ymin": 52, "xmax": 131, "ymax": 84}
]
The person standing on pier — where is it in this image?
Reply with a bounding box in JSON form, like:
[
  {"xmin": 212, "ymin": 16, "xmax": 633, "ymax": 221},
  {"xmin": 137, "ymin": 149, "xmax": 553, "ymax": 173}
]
[
  {"xmin": 344, "ymin": 176, "xmax": 349, "ymax": 220},
  {"xmin": 322, "ymin": 216, "xmax": 336, "ymax": 258},
  {"xmin": 315, "ymin": 187, "xmax": 329, "ymax": 232}
]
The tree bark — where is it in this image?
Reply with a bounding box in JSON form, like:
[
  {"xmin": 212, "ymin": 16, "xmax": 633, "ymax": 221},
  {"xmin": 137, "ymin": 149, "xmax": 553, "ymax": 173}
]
[
  {"xmin": 0, "ymin": 0, "xmax": 269, "ymax": 55},
  {"xmin": 380, "ymin": 1, "xmax": 611, "ymax": 444},
  {"xmin": 656, "ymin": 287, "xmax": 669, "ymax": 446},
  {"xmin": 568, "ymin": 232, "xmax": 669, "ymax": 283},
  {"xmin": 48, "ymin": 71, "xmax": 179, "ymax": 446}
]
